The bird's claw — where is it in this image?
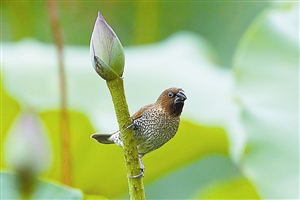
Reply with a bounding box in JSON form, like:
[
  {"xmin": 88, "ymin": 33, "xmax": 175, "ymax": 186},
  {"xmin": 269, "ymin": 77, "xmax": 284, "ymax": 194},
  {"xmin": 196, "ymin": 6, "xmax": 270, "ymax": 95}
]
[
  {"xmin": 128, "ymin": 172, "xmax": 144, "ymax": 179},
  {"xmin": 128, "ymin": 168, "xmax": 144, "ymax": 179}
]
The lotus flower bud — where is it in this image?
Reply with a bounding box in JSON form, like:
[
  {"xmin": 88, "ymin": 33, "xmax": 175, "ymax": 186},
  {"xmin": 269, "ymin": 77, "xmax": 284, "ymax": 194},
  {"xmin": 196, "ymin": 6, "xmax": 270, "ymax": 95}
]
[{"xmin": 90, "ymin": 12, "xmax": 125, "ymax": 81}]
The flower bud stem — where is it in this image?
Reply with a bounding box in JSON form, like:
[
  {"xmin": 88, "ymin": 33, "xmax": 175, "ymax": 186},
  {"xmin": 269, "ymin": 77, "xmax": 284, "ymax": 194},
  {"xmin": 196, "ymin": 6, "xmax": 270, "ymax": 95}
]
[{"xmin": 106, "ymin": 77, "xmax": 146, "ymax": 200}]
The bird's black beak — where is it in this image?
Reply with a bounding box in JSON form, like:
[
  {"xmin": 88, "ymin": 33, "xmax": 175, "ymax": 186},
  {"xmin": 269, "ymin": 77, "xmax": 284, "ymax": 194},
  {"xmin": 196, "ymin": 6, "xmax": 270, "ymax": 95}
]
[{"xmin": 174, "ymin": 91, "xmax": 187, "ymax": 104}]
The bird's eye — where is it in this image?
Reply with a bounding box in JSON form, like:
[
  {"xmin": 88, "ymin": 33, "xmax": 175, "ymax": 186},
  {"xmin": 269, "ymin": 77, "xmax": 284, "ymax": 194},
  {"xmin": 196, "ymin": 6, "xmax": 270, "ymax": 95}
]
[{"xmin": 168, "ymin": 92, "xmax": 174, "ymax": 98}]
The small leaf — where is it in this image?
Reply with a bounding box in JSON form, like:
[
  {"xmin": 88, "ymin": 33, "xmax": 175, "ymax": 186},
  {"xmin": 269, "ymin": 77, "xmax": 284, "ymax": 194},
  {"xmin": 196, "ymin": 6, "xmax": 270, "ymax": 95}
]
[{"xmin": 93, "ymin": 55, "xmax": 119, "ymax": 81}]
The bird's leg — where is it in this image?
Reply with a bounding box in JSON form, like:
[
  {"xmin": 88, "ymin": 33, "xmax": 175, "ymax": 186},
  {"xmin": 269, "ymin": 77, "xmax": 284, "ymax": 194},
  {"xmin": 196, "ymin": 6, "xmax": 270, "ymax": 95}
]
[
  {"xmin": 128, "ymin": 154, "xmax": 145, "ymax": 179},
  {"xmin": 138, "ymin": 154, "xmax": 145, "ymax": 173}
]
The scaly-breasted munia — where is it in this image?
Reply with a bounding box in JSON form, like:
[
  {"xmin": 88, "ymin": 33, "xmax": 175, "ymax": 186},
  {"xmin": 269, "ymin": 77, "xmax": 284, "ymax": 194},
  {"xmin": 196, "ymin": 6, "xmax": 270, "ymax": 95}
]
[{"xmin": 91, "ymin": 87, "xmax": 187, "ymax": 178}]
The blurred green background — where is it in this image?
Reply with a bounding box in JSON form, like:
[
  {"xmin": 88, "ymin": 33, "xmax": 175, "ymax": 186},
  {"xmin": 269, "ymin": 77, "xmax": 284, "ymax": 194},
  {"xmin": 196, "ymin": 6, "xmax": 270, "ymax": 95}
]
[
  {"xmin": 2, "ymin": 1, "xmax": 268, "ymax": 67},
  {"xmin": 1, "ymin": 1, "xmax": 299, "ymax": 199}
]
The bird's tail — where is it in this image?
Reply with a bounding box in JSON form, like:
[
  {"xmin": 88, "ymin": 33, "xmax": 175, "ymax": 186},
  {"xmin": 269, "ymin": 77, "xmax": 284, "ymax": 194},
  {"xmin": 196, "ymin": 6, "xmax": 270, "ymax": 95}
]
[
  {"xmin": 91, "ymin": 131, "xmax": 122, "ymax": 146},
  {"xmin": 91, "ymin": 132, "xmax": 114, "ymax": 144}
]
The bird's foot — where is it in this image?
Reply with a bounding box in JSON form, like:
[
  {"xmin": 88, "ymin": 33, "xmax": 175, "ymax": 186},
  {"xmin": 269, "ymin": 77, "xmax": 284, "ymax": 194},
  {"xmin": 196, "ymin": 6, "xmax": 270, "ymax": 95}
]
[{"xmin": 128, "ymin": 168, "xmax": 144, "ymax": 179}]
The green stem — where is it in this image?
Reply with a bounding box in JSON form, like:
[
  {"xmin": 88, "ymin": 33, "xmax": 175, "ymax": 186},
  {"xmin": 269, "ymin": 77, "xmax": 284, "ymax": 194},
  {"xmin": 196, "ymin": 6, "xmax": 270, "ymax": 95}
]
[{"xmin": 106, "ymin": 77, "xmax": 146, "ymax": 200}]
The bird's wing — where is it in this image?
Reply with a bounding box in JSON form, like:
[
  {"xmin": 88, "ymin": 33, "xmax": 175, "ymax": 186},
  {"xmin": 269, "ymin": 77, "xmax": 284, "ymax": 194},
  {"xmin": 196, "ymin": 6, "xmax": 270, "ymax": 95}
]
[{"xmin": 131, "ymin": 103, "xmax": 154, "ymax": 119}]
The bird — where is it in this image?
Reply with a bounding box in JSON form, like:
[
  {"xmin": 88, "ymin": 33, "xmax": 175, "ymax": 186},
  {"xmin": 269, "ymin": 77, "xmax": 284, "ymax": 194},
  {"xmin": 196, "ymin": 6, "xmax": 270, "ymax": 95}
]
[{"xmin": 91, "ymin": 87, "xmax": 187, "ymax": 178}]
